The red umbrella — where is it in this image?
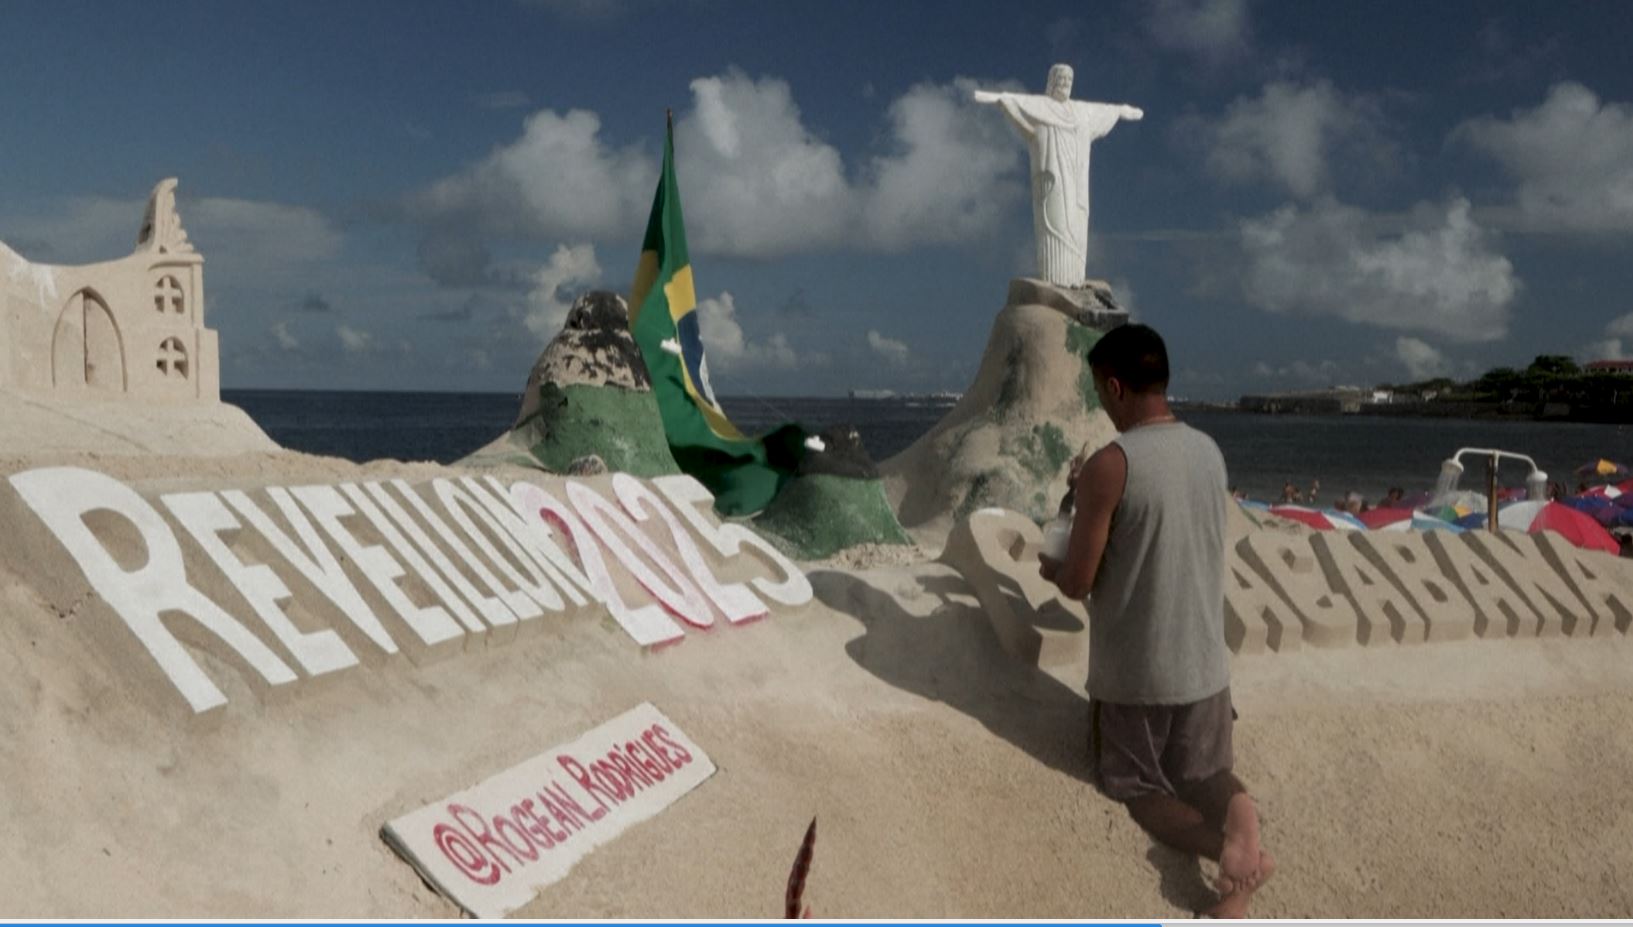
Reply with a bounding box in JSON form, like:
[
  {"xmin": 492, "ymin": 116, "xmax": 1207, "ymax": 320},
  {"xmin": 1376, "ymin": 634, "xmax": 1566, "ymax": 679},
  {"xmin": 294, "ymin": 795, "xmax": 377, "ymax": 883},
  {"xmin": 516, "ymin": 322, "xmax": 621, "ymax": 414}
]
[
  {"xmin": 1530, "ymin": 502, "xmax": 1621, "ymax": 555},
  {"xmin": 1357, "ymin": 507, "xmax": 1412, "ymax": 529}
]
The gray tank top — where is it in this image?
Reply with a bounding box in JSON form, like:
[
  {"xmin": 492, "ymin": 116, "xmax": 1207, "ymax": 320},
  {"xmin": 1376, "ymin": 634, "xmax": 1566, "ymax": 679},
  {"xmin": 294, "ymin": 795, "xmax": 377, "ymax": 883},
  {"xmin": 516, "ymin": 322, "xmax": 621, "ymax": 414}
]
[{"xmin": 1087, "ymin": 421, "xmax": 1230, "ymax": 705}]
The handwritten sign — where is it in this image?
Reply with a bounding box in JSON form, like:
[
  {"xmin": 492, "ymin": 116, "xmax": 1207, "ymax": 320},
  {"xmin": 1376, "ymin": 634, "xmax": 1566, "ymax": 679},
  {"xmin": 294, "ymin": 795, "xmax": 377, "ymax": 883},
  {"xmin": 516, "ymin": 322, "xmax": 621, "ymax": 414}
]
[{"xmin": 382, "ymin": 703, "xmax": 715, "ymax": 918}]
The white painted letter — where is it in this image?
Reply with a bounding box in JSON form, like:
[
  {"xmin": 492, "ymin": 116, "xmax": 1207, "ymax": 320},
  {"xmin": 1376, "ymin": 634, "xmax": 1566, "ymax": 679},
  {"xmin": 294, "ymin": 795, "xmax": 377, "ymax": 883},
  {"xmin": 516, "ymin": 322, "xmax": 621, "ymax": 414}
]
[
  {"xmin": 164, "ymin": 490, "xmax": 358, "ymax": 677},
  {"xmin": 10, "ymin": 467, "xmax": 296, "ymax": 713}
]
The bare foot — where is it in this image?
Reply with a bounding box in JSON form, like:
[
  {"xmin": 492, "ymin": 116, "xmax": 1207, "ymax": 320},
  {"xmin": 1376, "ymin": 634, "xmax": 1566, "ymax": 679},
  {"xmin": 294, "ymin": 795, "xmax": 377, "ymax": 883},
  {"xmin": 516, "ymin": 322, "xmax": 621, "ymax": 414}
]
[
  {"xmin": 1216, "ymin": 794, "xmax": 1263, "ymax": 894},
  {"xmin": 1202, "ymin": 850, "xmax": 1275, "ymax": 918}
]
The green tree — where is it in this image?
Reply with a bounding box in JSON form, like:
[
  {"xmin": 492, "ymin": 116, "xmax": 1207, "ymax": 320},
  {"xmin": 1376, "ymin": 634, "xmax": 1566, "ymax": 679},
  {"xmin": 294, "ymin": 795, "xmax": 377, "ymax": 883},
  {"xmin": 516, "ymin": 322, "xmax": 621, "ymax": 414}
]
[{"xmin": 1527, "ymin": 355, "xmax": 1581, "ymax": 377}]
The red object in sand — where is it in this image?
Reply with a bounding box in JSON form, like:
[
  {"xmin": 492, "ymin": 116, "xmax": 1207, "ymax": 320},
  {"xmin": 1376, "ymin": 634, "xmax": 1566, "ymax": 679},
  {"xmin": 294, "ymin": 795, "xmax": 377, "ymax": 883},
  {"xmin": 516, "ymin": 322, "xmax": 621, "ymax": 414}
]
[{"xmin": 785, "ymin": 817, "xmax": 816, "ymax": 919}]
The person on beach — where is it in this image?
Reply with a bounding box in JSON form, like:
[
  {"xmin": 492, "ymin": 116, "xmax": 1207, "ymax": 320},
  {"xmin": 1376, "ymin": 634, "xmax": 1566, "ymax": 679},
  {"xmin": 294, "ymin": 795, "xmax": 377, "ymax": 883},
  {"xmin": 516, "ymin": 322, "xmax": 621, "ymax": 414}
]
[
  {"xmin": 1278, "ymin": 480, "xmax": 1299, "ymax": 503},
  {"xmin": 1038, "ymin": 323, "xmax": 1274, "ymax": 917}
]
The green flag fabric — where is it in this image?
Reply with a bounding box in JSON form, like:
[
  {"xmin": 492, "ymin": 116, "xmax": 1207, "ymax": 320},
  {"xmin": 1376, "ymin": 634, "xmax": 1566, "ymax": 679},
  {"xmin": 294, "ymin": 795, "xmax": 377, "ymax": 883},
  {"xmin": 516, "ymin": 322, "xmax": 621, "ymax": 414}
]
[{"xmin": 628, "ymin": 118, "xmax": 806, "ymax": 516}]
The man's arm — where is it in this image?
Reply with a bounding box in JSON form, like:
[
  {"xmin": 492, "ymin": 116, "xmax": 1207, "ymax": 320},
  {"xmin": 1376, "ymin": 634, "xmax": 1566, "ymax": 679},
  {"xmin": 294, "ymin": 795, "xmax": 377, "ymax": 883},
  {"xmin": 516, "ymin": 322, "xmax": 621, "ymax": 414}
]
[{"xmin": 1040, "ymin": 443, "xmax": 1126, "ymax": 600}]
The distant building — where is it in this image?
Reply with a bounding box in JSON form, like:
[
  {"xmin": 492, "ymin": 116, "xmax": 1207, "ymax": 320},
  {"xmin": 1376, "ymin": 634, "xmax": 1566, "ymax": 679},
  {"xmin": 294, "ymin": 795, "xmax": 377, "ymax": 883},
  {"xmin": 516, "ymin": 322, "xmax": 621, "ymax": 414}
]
[
  {"xmin": 1239, "ymin": 388, "xmax": 1368, "ymax": 414},
  {"xmin": 1586, "ymin": 360, "xmax": 1633, "ymax": 374}
]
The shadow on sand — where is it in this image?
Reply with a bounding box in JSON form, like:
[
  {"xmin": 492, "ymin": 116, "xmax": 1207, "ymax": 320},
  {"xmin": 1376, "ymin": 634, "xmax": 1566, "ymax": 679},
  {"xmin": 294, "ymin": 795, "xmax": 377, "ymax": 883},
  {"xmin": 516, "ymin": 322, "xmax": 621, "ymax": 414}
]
[{"xmin": 811, "ymin": 565, "xmax": 1213, "ymax": 914}]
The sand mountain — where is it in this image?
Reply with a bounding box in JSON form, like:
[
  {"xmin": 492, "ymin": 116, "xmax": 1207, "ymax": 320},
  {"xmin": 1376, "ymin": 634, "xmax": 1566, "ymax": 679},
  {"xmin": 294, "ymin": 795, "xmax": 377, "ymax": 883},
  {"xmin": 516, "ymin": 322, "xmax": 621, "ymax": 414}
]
[{"xmin": 881, "ymin": 278, "xmax": 1128, "ymax": 543}]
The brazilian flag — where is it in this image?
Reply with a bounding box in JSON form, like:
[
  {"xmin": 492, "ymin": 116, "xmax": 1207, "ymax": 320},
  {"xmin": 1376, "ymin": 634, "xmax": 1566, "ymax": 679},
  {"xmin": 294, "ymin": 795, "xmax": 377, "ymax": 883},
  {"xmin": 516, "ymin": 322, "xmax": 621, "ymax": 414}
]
[{"xmin": 629, "ymin": 116, "xmax": 807, "ymax": 516}]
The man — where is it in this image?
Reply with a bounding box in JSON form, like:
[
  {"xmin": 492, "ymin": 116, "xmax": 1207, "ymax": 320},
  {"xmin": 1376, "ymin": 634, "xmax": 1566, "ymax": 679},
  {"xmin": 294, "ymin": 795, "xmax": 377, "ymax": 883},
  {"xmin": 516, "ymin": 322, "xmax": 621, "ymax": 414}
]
[{"xmin": 1039, "ymin": 324, "xmax": 1273, "ymax": 917}]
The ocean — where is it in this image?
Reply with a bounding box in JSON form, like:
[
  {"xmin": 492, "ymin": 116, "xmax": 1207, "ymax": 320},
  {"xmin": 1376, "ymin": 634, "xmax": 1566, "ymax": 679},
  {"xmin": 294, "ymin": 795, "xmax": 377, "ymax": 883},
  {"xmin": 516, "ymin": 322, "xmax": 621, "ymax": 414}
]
[{"xmin": 223, "ymin": 390, "xmax": 1633, "ymax": 507}]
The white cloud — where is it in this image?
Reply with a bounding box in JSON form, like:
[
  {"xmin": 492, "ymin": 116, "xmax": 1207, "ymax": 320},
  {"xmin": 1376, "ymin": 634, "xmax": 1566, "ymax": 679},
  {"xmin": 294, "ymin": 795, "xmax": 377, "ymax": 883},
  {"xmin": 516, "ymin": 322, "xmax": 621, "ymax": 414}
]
[
  {"xmin": 1608, "ymin": 312, "xmax": 1633, "ymax": 338},
  {"xmin": 1453, "ymin": 82, "xmax": 1633, "ymax": 234},
  {"xmin": 696, "ymin": 291, "xmax": 815, "ymax": 371},
  {"xmin": 1580, "ymin": 338, "xmax": 1626, "ymax": 363},
  {"xmin": 675, "ymin": 72, "xmax": 853, "ymax": 255},
  {"xmin": 407, "ymin": 70, "xmax": 1026, "ymax": 260},
  {"xmin": 411, "ymin": 108, "xmax": 653, "ymax": 242},
  {"xmin": 1394, "ymin": 336, "xmax": 1450, "ymax": 380},
  {"xmin": 522, "ymin": 243, "xmax": 602, "ymax": 339},
  {"xmin": 1577, "ymin": 312, "xmax": 1633, "ymax": 362},
  {"xmin": 271, "ymin": 320, "xmax": 300, "ymax": 351},
  {"xmin": 1182, "ymin": 80, "xmax": 1394, "ymax": 198},
  {"xmin": 337, "ymin": 325, "xmax": 373, "ymax": 353},
  {"xmin": 858, "ymin": 78, "xmax": 1027, "ymax": 250},
  {"xmin": 866, "ymin": 329, "xmax": 911, "ymax": 365},
  {"xmin": 1239, "ymin": 197, "xmax": 1519, "ymax": 342},
  {"xmin": 1145, "ymin": 0, "xmax": 1252, "ymax": 65}
]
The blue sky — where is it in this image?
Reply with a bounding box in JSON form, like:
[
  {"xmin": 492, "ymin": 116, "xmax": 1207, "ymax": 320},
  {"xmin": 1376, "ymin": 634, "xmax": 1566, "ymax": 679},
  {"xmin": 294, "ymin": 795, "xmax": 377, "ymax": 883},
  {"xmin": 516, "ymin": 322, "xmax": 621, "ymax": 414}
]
[{"xmin": 4, "ymin": 0, "xmax": 1633, "ymax": 399}]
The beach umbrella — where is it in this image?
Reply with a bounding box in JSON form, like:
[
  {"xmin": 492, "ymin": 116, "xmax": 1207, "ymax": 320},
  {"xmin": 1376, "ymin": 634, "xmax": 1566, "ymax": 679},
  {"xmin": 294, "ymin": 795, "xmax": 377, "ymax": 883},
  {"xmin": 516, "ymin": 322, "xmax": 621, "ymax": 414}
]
[
  {"xmin": 1561, "ymin": 494, "xmax": 1623, "ymax": 527},
  {"xmin": 1575, "ymin": 458, "xmax": 1631, "ymax": 481},
  {"xmin": 1461, "ymin": 500, "xmax": 1620, "ymax": 554},
  {"xmin": 1356, "ymin": 507, "xmax": 1412, "ymax": 530},
  {"xmin": 1579, "ymin": 483, "xmax": 1623, "ymax": 499},
  {"xmin": 1409, "ymin": 511, "xmax": 1466, "ymax": 533},
  {"xmin": 1374, "ymin": 511, "xmax": 1465, "ymax": 533},
  {"xmin": 1267, "ymin": 505, "xmax": 1366, "ymax": 531}
]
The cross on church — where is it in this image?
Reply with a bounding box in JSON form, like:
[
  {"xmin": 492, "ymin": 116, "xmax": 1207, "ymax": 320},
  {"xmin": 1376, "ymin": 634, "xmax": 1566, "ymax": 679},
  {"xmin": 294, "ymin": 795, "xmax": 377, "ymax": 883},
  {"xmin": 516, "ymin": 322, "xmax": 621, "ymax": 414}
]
[
  {"xmin": 155, "ymin": 277, "xmax": 184, "ymax": 313},
  {"xmin": 156, "ymin": 338, "xmax": 188, "ymax": 378}
]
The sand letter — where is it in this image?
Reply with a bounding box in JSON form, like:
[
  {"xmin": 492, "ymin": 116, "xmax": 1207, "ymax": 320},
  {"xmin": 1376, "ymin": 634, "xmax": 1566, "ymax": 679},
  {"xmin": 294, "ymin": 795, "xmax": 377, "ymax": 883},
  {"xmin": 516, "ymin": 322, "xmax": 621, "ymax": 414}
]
[
  {"xmin": 1311, "ymin": 533, "xmax": 1427, "ymax": 645},
  {"xmin": 163, "ymin": 490, "xmax": 358, "ymax": 677},
  {"xmin": 293, "ymin": 484, "xmax": 464, "ymax": 651},
  {"xmin": 568, "ymin": 480, "xmax": 715, "ymax": 630},
  {"xmin": 433, "ymin": 478, "xmax": 566, "ymax": 617},
  {"xmin": 501, "ymin": 480, "xmax": 599, "ymax": 606},
  {"xmin": 613, "ymin": 474, "xmax": 768, "ymax": 625},
  {"xmin": 9, "ymin": 467, "xmax": 296, "ymax": 713},
  {"xmin": 1236, "ymin": 532, "xmax": 1360, "ymax": 647},
  {"xmin": 382, "ymin": 479, "xmax": 531, "ymax": 626},
  {"xmin": 651, "ymin": 474, "xmax": 813, "ymax": 606},
  {"xmin": 339, "ymin": 483, "xmax": 486, "ymax": 636},
  {"xmin": 1464, "ymin": 532, "xmax": 1596, "ymax": 638},
  {"xmin": 1353, "ymin": 532, "xmax": 1477, "ymax": 642},
  {"xmin": 514, "ymin": 482, "xmax": 684, "ymax": 647},
  {"xmin": 222, "ymin": 488, "xmax": 399, "ymax": 655}
]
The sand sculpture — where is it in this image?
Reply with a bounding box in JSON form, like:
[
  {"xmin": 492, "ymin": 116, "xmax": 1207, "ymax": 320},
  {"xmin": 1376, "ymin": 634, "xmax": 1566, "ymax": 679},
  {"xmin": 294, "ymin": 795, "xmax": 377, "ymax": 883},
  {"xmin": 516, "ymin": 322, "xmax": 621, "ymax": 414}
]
[
  {"xmin": 464, "ymin": 291, "xmax": 680, "ymax": 477},
  {"xmin": 468, "ymin": 290, "xmax": 910, "ymax": 560},
  {"xmin": 880, "ymin": 277, "xmax": 1127, "ymax": 540},
  {"xmin": 7, "ymin": 146, "xmax": 1633, "ymax": 919},
  {"xmin": 939, "ymin": 507, "xmax": 1087, "ymax": 671},
  {"xmin": 973, "ymin": 64, "xmax": 1143, "ymax": 288},
  {"xmin": 1, "ymin": 179, "xmax": 219, "ymax": 402},
  {"xmin": 884, "ymin": 69, "xmax": 1136, "ymax": 539},
  {"xmin": 947, "ymin": 498, "xmax": 1633, "ymax": 666}
]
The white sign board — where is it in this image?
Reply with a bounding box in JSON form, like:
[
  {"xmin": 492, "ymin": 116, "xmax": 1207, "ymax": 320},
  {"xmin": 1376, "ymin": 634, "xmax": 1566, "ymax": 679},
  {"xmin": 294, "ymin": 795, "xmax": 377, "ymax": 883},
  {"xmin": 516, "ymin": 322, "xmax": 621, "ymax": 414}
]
[{"xmin": 382, "ymin": 703, "xmax": 714, "ymax": 918}]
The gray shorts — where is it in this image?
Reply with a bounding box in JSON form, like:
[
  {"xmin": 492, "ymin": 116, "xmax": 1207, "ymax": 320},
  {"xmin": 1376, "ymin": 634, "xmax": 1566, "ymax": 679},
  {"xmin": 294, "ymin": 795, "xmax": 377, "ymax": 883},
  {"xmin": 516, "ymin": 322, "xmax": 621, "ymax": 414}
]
[{"xmin": 1090, "ymin": 687, "xmax": 1235, "ymax": 803}]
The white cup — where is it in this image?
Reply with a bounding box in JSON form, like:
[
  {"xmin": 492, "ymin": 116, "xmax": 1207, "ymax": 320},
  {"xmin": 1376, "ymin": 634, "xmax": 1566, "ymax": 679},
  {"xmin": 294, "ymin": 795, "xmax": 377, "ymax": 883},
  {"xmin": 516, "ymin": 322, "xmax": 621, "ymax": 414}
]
[{"xmin": 1042, "ymin": 516, "xmax": 1072, "ymax": 561}]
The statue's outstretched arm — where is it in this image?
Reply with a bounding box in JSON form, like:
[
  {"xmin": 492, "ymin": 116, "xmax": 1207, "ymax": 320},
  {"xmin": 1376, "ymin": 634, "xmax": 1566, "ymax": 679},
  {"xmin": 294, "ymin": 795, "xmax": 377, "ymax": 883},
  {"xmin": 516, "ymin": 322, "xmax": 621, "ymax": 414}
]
[
  {"xmin": 1120, "ymin": 105, "xmax": 1145, "ymax": 122},
  {"xmin": 973, "ymin": 90, "xmax": 1036, "ymax": 140}
]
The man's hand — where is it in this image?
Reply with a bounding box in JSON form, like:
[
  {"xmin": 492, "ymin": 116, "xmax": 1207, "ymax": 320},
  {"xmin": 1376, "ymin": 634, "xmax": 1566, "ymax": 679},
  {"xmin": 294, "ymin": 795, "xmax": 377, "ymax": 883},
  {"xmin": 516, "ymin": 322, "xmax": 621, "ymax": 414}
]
[
  {"xmin": 972, "ymin": 90, "xmax": 1004, "ymax": 104},
  {"xmin": 1039, "ymin": 553, "xmax": 1061, "ymax": 583}
]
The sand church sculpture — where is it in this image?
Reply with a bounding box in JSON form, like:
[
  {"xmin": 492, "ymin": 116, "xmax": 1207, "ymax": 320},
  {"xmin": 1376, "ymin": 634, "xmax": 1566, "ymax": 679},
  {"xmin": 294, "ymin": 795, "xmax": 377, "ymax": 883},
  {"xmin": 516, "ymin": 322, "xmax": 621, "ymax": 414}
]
[{"xmin": 1, "ymin": 178, "xmax": 220, "ymax": 402}]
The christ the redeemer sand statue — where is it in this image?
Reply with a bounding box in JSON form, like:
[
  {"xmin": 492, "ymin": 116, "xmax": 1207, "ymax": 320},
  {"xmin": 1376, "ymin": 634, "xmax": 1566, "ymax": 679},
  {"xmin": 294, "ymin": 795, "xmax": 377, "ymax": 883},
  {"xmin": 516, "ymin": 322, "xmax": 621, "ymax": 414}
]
[{"xmin": 974, "ymin": 64, "xmax": 1143, "ymax": 288}]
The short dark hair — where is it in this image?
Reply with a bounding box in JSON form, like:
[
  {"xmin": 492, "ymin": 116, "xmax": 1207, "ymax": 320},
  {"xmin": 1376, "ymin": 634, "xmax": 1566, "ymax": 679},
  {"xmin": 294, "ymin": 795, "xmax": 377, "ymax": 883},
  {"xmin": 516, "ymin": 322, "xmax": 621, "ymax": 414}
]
[{"xmin": 1087, "ymin": 323, "xmax": 1169, "ymax": 393}]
